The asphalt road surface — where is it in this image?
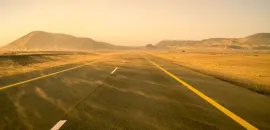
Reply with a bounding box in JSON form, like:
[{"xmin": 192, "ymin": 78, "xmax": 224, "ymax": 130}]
[{"xmin": 0, "ymin": 52, "xmax": 270, "ymax": 130}]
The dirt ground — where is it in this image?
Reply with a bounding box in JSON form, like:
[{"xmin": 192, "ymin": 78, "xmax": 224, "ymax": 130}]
[{"xmin": 147, "ymin": 50, "xmax": 270, "ymax": 95}]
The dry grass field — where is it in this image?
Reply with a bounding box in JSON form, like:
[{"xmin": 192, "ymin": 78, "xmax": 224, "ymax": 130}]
[
  {"xmin": 0, "ymin": 51, "xmax": 117, "ymax": 78},
  {"xmin": 148, "ymin": 50, "xmax": 270, "ymax": 95}
]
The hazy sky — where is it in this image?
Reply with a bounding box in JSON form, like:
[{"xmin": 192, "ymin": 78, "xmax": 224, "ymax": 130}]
[{"xmin": 1, "ymin": 0, "xmax": 270, "ymax": 46}]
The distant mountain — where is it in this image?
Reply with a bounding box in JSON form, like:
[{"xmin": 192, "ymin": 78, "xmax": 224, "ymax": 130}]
[
  {"xmin": 145, "ymin": 44, "xmax": 156, "ymax": 49},
  {"xmin": 1, "ymin": 31, "xmax": 116, "ymax": 51},
  {"xmin": 156, "ymin": 33, "xmax": 270, "ymax": 50},
  {"xmin": 241, "ymin": 33, "xmax": 270, "ymax": 45},
  {"xmin": 156, "ymin": 40, "xmax": 198, "ymax": 47}
]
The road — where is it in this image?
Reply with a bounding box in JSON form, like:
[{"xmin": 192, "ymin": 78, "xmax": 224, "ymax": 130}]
[{"xmin": 0, "ymin": 52, "xmax": 270, "ymax": 130}]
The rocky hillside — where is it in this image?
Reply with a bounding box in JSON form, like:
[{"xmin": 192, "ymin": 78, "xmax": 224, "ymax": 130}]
[
  {"xmin": 1, "ymin": 31, "xmax": 116, "ymax": 51},
  {"xmin": 156, "ymin": 33, "xmax": 270, "ymax": 50}
]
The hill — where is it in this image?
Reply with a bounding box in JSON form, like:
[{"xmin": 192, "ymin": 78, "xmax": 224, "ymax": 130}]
[
  {"xmin": 156, "ymin": 33, "xmax": 270, "ymax": 50},
  {"xmin": 145, "ymin": 44, "xmax": 156, "ymax": 49},
  {"xmin": 1, "ymin": 31, "xmax": 116, "ymax": 51}
]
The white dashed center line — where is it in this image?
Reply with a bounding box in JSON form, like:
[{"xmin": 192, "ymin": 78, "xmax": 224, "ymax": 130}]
[
  {"xmin": 111, "ymin": 67, "xmax": 118, "ymax": 75},
  {"xmin": 51, "ymin": 120, "xmax": 67, "ymax": 130}
]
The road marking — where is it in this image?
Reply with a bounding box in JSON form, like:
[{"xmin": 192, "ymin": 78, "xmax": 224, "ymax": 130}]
[
  {"xmin": 0, "ymin": 60, "xmax": 99, "ymax": 91},
  {"xmin": 142, "ymin": 55, "xmax": 258, "ymax": 130},
  {"xmin": 51, "ymin": 120, "xmax": 67, "ymax": 130},
  {"xmin": 111, "ymin": 67, "xmax": 118, "ymax": 75}
]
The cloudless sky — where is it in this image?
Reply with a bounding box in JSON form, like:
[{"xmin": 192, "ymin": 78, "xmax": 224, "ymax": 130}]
[{"xmin": 1, "ymin": 0, "xmax": 270, "ymax": 46}]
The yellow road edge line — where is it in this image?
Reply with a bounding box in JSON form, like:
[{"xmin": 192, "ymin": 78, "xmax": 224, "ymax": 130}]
[
  {"xmin": 0, "ymin": 60, "xmax": 99, "ymax": 91},
  {"xmin": 142, "ymin": 55, "xmax": 258, "ymax": 130}
]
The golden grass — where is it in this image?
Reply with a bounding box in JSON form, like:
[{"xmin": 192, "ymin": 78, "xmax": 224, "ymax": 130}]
[
  {"xmin": 149, "ymin": 51, "xmax": 270, "ymax": 93},
  {"xmin": 0, "ymin": 51, "xmax": 115, "ymax": 78}
]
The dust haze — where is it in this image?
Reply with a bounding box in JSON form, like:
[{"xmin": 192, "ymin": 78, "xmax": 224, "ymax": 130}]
[{"xmin": 1, "ymin": 0, "xmax": 270, "ymax": 130}]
